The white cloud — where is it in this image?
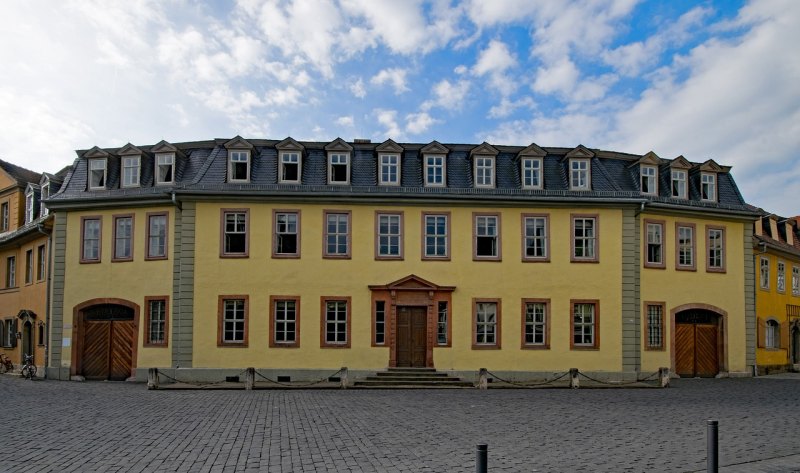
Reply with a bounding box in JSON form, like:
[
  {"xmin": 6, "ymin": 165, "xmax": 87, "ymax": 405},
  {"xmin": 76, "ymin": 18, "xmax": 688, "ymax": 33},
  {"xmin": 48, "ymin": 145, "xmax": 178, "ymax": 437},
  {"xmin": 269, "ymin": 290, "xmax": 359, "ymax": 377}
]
[
  {"xmin": 483, "ymin": 113, "xmax": 610, "ymax": 147},
  {"xmin": 422, "ymin": 79, "xmax": 471, "ymax": 110},
  {"xmin": 350, "ymin": 78, "xmax": 367, "ymax": 98},
  {"xmin": 405, "ymin": 112, "xmax": 438, "ymax": 135},
  {"xmin": 488, "ymin": 97, "xmax": 535, "ymax": 119},
  {"xmin": 336, "ymin": 115, "xmax": 355, "ymax": 127},
  {"xmin": 454, "ymin": 65, "xmax": 468, "ymax": 75},
  {"xmin": 373, "ymin": 108, "xmax": 402, "ymax": 138},
  {"xmin": 370, "ymin": 68, "xmax": 410, "ymax": 94},
  {"xmin": 532, "ymin": 58, "xmax": 579, "ymax": 95},
  {"xmin": 473, "ymin": 40, "xmax": 516, "ymax": 76}
]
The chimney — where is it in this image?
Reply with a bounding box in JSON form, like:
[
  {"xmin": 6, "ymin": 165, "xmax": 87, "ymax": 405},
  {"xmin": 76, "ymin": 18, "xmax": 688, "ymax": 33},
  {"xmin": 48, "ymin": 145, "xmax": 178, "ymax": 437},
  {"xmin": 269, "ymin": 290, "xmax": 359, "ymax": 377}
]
[{"xmin": 353, "ymin": 139, "xmax": 371, "ymax": 144}]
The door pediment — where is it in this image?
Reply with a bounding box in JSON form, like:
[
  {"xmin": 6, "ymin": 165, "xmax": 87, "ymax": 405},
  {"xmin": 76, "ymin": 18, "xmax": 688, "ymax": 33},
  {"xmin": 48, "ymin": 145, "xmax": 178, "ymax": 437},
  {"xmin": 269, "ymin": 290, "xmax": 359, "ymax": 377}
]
[{"xmin": 369, "ymin": 274, "xmax": 455, "ymax": 292}]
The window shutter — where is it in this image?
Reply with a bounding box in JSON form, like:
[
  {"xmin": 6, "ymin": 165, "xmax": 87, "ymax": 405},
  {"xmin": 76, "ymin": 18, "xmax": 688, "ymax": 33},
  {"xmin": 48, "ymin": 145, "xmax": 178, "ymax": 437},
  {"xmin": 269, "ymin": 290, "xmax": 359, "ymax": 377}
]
[
  {"xmin": 757, "ymin": 317, "xmax": 765, "ymax": 349},
  {"xmin": 10, "ymin": 319, "xmax": 18, "ymax": 348},
  {"xmin": 780, "ymin": 321, "xmax": 790, "ymax": 350}
]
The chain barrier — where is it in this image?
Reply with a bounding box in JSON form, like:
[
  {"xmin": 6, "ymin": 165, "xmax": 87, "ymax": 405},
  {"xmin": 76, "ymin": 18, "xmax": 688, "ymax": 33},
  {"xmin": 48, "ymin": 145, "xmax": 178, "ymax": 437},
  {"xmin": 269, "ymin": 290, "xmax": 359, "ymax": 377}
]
[
  {"xmin": 577, "ymin": 370, "xmax": 660, "ymax": 386},
  {"xmin": 156, "ymin": 369, "xmax": 248, "ymax": 389},
  {"xmin": 254, "ymin": 368, "xmax": 344, "ymax": 388},
  {"xmin": 485, "ymin": 370, "xmax": 571, "ymax": 388}
]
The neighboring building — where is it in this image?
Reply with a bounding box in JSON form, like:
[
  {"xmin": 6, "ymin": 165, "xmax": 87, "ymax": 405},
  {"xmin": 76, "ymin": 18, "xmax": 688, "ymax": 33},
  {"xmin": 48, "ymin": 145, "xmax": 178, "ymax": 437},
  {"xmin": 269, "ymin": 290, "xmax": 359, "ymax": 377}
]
[
  {"xmin": 44, "ymin": 138, "xmax": 757, "ymax": 382},
  {"xmin": 752, "ymin": 210, "xmax": 800, "ymax": 373},
  {"xmin": 0, "ymin": 160, "xmax": 64, "ymax": 372}
]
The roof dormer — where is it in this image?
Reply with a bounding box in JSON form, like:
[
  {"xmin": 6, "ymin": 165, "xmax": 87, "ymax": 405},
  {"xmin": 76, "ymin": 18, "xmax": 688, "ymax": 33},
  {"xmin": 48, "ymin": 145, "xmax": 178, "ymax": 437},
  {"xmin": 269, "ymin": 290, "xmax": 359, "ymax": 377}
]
[
  {"xmin": 376, "ymin": 139, "xmax": 404, "ymax": 186},
  {"xmin": 421, "ymin": 141, "xmax": 449, "ymax": 187},
  {"xmin": 325, "ymin": 138, "xmax": 353, "ymax": 185},
  {"xmin": 635, "ymin": 151, "xmax": 661, "ymax": 195},
  {"xmin": 84, "ymin": 146, "xmax": 110, "ymax": 190},
  {"xmin": 697, "ymin": 159, "xmax": 722, "ymax": 202},
  {"xmin": 151, "ymin": 140, "xmax": 181, "ymax": 185},
  {"xmin": 224, "ymin": 136, "xmax": 254, "ymax": 183},
  {"xmin": 565, "ymin": 145, "xmax": 594, "ymax": 191},
  {"xmin": 470, "ymin": 142, "xmax": 498, "ymax": 188},
  {"xmin": 24, "ymin": 183, "xmax": 39, "ymax": 224},
  {"xmin": 518, "ymin": 143, "xmax": 546, "ymax": 189},
  {"xmin": 118, "ymin": 143, "xmax": 143, "ymax": 188},
  {"xmin": 276, "ymin": 137, "xmax": 305, "ymax": 184}
]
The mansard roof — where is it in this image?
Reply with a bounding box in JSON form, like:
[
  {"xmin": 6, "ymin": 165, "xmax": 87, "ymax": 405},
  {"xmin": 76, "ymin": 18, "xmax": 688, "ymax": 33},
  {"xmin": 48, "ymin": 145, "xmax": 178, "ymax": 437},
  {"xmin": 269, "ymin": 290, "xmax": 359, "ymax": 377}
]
[{"xmin": 0, "ymin": 158, "xmax": 41, "ymax": 188}]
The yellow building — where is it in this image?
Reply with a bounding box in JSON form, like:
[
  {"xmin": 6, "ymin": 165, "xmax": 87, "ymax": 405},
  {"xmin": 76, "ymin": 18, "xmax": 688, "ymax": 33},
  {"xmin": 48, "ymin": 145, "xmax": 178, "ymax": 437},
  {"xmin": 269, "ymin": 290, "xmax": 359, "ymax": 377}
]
[
  {"xmin": 44, "ymin": 138, "xmax": 757, "ymax": 382},
  {"xmin": 753, "ymin": 212, "xmax": 800, "ymax": 373}
]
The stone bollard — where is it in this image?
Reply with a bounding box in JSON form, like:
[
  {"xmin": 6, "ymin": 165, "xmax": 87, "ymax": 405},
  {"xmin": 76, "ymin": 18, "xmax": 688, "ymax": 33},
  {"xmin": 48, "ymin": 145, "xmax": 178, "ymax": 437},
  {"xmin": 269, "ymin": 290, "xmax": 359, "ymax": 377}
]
[
  {"xmin": 569, "ymin": 368, "xmax": 580, "ymax": 389},
  {"xmin": 340, "ymin": 367, "xmax": 348, "ymax": 389},
  {"xmin": 476, "ymin": 443, "xmax": 488, "ymax": 473},
  {"xmin": 245, "ymin": 367, "xmax": 255, "ymax": 390},
  {"xmin": 707, "ymin": 420, "xmax": 719, "ymax": 473},
  {"xmin": 147, "ymin": 368, "xmax": 159, "ymax": 390},
  {"xmin": 478, "ymin": 368, "xmax": 488, "ymax": 390},
  {"xmin": 659, "ymin": 367, "xmax": 670, "ymax": 388}
]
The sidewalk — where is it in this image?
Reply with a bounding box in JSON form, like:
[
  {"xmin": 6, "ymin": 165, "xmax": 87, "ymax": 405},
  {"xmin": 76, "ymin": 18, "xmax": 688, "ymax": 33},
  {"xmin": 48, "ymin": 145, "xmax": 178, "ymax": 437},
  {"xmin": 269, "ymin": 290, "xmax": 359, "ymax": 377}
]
[{"xmin": 717, "ymin": 453, "xmax": 800, "ymax": 472}]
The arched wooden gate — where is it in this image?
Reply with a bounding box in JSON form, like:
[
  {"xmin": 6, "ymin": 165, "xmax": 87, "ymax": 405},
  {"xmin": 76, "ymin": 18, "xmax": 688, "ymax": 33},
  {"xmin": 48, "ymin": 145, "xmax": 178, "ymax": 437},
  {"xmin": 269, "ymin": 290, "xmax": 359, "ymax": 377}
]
[
  {"xmin": 71, "ymin": 299, "xmax": 139, "ymax": 381},
  {"xmin": 673, "ymin": 306, "xmax": 725, "ymax": 378}
]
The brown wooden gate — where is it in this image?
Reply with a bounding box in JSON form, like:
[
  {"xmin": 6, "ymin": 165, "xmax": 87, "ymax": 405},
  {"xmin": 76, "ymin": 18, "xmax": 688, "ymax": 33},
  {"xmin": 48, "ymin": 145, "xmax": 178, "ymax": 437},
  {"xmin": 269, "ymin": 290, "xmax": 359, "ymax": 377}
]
[
  {"xmin": 675, "ymin": 321, "xmax": 719, "ymax": 378},
  {"xmin": 396, "ymin": 307, "xmax": 427, "ymax": 367},
  {"xmin": 81, "ymin": 304, "xmax": 135, "ymax": 381}
]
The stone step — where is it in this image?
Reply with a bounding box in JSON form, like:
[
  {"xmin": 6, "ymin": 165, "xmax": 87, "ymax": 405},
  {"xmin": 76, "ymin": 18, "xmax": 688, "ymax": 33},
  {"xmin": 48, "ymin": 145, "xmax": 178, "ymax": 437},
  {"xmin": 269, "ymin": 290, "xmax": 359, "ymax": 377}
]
[
  {"xmin": 374, "ymin": 371, "xmax": 449, "ymax": 377},
  {"xmin": 386, "ymin": 367, "xmax": 438, "ymax": 372},
  {"xmin": 353, "ymin": 379, "xmax": 474, "ymax": 388},
  {"xmin": 363, "ymin": 376, "xmax": 454, "ymax": 382}
]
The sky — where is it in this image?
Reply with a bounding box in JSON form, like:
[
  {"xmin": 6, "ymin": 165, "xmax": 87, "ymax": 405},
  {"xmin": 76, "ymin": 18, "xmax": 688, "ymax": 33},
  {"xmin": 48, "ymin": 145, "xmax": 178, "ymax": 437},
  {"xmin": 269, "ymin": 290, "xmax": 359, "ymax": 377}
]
[{"xmin": 1, "ymin": 0, "xmax": 798, "ymax": 215}]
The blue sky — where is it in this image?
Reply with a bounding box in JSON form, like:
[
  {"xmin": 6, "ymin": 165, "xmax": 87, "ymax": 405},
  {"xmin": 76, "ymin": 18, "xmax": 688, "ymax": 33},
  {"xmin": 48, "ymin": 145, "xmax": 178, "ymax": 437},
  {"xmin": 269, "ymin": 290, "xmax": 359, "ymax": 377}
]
[{"xmin": 1, "ymin": 0, "xmax": 798, "ymax": 215}]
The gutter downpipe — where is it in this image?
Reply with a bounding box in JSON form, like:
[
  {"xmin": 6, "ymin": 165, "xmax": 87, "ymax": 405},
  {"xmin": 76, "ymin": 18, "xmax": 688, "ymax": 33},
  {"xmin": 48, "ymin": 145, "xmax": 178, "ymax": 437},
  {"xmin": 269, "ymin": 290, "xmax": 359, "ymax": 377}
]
[
  {"xmin": 752, "ymin": 240, "xmax": 768, "ymax": 377},
  {"xmin": 36, "ymin": 221, "xmax": 52, "ymax": 380}
]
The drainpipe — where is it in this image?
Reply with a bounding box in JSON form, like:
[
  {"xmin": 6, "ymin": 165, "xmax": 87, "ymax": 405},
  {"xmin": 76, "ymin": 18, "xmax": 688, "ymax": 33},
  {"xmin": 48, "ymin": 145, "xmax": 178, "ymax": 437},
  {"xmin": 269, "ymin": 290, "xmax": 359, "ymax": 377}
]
[
  {"xmin": 752, "ymin": 241, "xmax": 768, "ymax": 377},
  {"xmin": 36, "ymin": 221, "xmax": 52, "ymax": 380}
]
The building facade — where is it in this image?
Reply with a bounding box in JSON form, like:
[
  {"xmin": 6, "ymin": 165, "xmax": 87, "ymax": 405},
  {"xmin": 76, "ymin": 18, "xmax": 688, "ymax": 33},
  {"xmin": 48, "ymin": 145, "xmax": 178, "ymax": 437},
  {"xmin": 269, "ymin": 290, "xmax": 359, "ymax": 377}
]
[{"xmin": 44, "ymin": 138, "xmax": 757, "ymax": 382}]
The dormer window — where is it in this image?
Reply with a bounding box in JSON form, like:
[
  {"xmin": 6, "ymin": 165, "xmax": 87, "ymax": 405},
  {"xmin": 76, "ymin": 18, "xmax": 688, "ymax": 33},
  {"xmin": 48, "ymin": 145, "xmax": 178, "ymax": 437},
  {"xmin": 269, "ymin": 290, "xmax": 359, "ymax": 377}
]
[
  {"xmin": 228, "ymin": 150, "xmax": 250, "ymax": 182},
  {"xmin": 671, "ymin": 169, "xmax": 687, "ymax": 199},
  {"xmin": 521, "ymin": 158, "xmax": 543, "ymax": 189},
  {"xmin": 89, "ymin": 158, "xmax": 107, "ymax": 189},
  {"xmin": 425, "ymin": 155, "xmax": 446, "ymax": 186},
  {"xmin": 570, "ymin": 159, "xmax": 590, "ymax": 190},
  {"xmin": 328, "ymin": 153, "xmax": 350, "ymax": 184},
  {"xmin": 25, "ymin": 190, "xmax": 35, "ymax": 224},
  {"xmin": 701, "ymin": 173, "xmax": 716, "ymax": 201},
  {"xmin": 474, "ymin": 156, "xmax": 494, "ymax": 188},
  {"xmin": 39, "ymin": 183, "xmax": 49, "ymax": 217},
  {"xmin": 156, "ymin": 153, "xmax": 175, "ymax": 185},
  {"xmin": 640, "ymin": 166, "xmax": 657, "ymax": 195},
  {"xmin": 279, "ymin": 151, "xmax": 301, "ymax": 183},
  {"xmin": 122, "ymin": 156, "xmax": 141, "ymax": 187},
  {"xmin": 379, "ymin": 154, "xmax": 400, "ymax": 185}
]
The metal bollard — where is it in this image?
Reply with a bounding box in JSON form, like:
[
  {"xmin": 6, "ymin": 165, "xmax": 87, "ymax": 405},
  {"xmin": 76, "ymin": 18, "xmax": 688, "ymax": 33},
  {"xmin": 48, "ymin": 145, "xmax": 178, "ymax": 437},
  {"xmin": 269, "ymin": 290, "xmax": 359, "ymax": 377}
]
[
  {"xmin": 569, "ymin": 368, "xmax": 580, "ymax": 389},
  {"xmin": 478, "ymin": 368, "xmax": 488, "ymax": 390},
  {"xmin": 340, "ymin": 367, "xmax": 348, "ymax": 389},
  {"xmin": 659, "ymin": 367, "xmax": 670, "ymax": 388},
  {"xmin": 476, "ymin": 443, "xmax": 487, "ymax": 473},
  {"xmin": 245, "ymin": 367, "xmax": 255, "ymax": 390},
  {"xmin": 147, "ymin": 368, "xmax": 159, "ymax": 390},
  {"xmin": 707, "ymin": 420, "xmax": 718, "ymax": 473}
]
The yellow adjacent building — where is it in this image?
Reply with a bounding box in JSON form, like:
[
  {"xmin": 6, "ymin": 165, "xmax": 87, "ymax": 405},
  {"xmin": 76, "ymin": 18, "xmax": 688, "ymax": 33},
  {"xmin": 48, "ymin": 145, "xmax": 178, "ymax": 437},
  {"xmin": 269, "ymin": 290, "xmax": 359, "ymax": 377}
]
[{"xmin": 43, "ymin": 138, "xmax": 758, "ymax": 382}]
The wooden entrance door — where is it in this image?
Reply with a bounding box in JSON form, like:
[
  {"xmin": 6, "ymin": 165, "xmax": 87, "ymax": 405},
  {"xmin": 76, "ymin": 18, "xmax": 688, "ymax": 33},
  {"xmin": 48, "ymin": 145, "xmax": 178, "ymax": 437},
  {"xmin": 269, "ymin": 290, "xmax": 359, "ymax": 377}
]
[
  {"xmin": 82, "ymin": 305, "xmax": 135, "ymax": 381},
  {"xmin": 675, "ymin": 323, "xmax": 718, "ymax": 378},
  {"xmin": 396, "ymin": 307, "xmax": 427, "ymax": 367}
]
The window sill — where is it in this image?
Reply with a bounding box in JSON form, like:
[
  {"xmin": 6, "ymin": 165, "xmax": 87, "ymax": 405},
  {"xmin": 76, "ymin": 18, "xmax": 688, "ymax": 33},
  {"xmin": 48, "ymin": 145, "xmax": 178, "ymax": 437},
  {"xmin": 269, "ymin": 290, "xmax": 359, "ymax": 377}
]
[
  {"xmin": 676, "ymin": 266, "xmax": 696, "ymax": 272},
  {"xmin": 143, "ymin": 343, "xmax": 169, "ymax": 348},
  {"xmin": 571, "ymin": 346, "xmax": 599, "ymax": 350},
  {"xmin": 521, "ymin": 344, "xmax": 550, "ymax": 350},
  {"xmin": 217, "ymin": 342, "xmax": 249, "ymax": 348},
  {"xmin": 220, "ymin": 254, "xmax": 249, "ymax": 259},
  {"xmin": 471, "ymin": 344, "xmax": 501, "ymax": 350},
  {"xmin": 321, "ymin": 344, "xmax": 351, "ymax": 349},
  {"xmin": 79, "ymin": 260, "xmax": 101, "ymax": 264},
  {"xmin": 145, "ymin": 256, "xmax": 169, "ymax": 261},
  {"xmin": 272, "ymin": 254, "xmax": 301, "ymax": 259}
]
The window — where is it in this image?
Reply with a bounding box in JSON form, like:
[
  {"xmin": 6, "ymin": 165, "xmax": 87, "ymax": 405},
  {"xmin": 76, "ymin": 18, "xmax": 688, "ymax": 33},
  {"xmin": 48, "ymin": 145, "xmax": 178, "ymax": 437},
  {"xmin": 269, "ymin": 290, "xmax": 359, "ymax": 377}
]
[
  {"xmin": 522, "ymin": 299, "xmax": 549, "ymax": 348},
  {"xmin": 644, "ymin": 220, "xmax": 664, "ymax": 268},
  {"xmin": 3, "ymin": 319, "xmax": 16, "ymax": 348},
  {"xmin": 5, "ymin": 256, "xmax": 15, "ymax": 288},
  {"xmin": 475, "ymin": 156, "xmax": 494, "ymax": 188},
  {"xmin": 379, "ymin": 154, "xmax": 400, "ymax": 185},
  {"xmin": 273, "ymin": 210, "xmax": 300, "ymax": 258},
  {"xmin": 1, "ymin": 202, "xmax": 8, "ymax": 231},
  {"xmin": 328, "ymin": 153, "xmax": 349, "ymax": 184},
  {"xmin": 36, "ymin": 245, "xmax": 46, "ymax": 281},
  {"xmin": 146, "ymin": 213, "xmax": 168, "ymax": 260},
  {"xmin": 760, "ymin": 257, "xmax": 770, "ymax": 289},
  {"xmin": 270, "ymin": 296, "xmax": 299, "ymax": 348},
  {"xmin": 793, "ymin": 266, "xmax": 799, "ymax": 296},
  {"xmin": 640, "ymin": 166, "xmax": 657, "ymax": 195},
  {"xmin": 522, "ymin": 215, "xmax": 549, "ymax": 261},
  {"xmin": 37, "ymin": 322, "xmax": 45, "ymax": 346},
  {"xmin": 122, "ymin": 156, "xmax": 140, "ymax": 187},
  {"xmin": 145, "ymin": 297, "xmax": 169, "ymax": 346},
  {"xmin": 321, "ymin": 297, "xmax": 350, "ymax": 347},
  {"xmin": 221, "ymin": 210, "xmax": 248, "ymax": 257},
  {"xmin": 81, "ymin": 216, "xmax": 101, "ymax": 263},
  {"xmin": 437, "ymin": 301, "xmax": 449, "ymax": 345},
  {"xmin": 521, "ymin": 158, "xmax": 543, "ymax": 189},
  {"xmin": 474, "ymin": 214, "xmax": 500, "ymax": 260},
  {"xmin": 765, "ymin": 319, "xmax": 779, "ymax": 349},
  {"xmin": 570, "ymin": 159, "xmax": 590, "ymax": 190},
  {"xmin": 671, "ymin": 170, "xmax": 687, "ymax": 199},
  {"xmin": 701, "ymin": 173, "xmax": 716, "ymax": 201},
  {"xmin": 228, "ymin": 150, "xmax": 250, "ymax": 182},
  {"xmin": 571, "ymin": 300, "xmax": 599, "ymax": 349},
  {"xmin": 425, "ymin": 155, "xmax": 446, "ymax": 186},
  {"xmin": 25, "ymin": 191, "xmax": 35, "ymax": 223},
  {"xmin": 218, "ymin": 296, "xmax": 248, "ymax": 346},
  {"xmin": 323, "ymin": 211, "xmax": 351, "ymax": 258},
  {"xmin": 40, "ymin": 184, "xmax": 49, "ymax": 217},
  {"xmin": 644, "ymin": 302, "xmax": 664, "ymax": 350},
  {"xmin": 376, "ymin": 212, "xmax": 403, "ymax": 259},
  {"xmin": 777, "ymin": 261, "xmax": 786, "ymax": 293},
  {"xmin": 473, "ymin": 299, "xmax": 500, "ymax": 348},
  {"xmin": 279, "ymin": 152, "xmax": 301, "ymax": 183},
  {"xmin": 374, "ymin": 300, "xmax": 386, "ymax": 346},
  {"xmin": 112, "ymin": 215, "xmax": 134, "ymax": 262},
  {"xmin": 155, "ymin": 153, "xmax": 175, "ymax": 185},
  {"xmin": 706, "ymin": 226, "xmax": 725, "ymax": 272},
  {"xmin": 88, "ymin": 158, "xmax": 107, "ymax": 189},
  {"xmin": 24, "ymin": 249, "xmax": 33, "ymax": 284},
  {"xmin": 422, "ymin": 213, "xmax": 449, "ymax": 260},
  {"xmin": 571, "ymin": 215, "xmax": 598, "ymax": 262},
  {"xmin": 676, "ymin": 223, "xmax": 696, "ymax": 270}
]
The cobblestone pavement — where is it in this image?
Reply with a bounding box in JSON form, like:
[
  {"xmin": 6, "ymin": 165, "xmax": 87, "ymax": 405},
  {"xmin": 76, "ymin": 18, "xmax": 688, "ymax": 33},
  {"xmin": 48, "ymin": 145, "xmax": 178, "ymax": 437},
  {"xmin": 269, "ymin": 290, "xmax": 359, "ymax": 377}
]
[{"xmin": 1, "ymin": 375, "xmax": 799, "ymax": 472}]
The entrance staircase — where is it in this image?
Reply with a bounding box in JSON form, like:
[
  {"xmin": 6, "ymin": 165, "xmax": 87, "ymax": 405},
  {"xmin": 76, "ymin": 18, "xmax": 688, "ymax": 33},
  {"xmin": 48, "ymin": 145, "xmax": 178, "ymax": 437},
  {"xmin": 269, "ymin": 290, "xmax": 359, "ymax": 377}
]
[{"xmin": 353, "ymin": 367, "xmax": 474, "ymax": 388}]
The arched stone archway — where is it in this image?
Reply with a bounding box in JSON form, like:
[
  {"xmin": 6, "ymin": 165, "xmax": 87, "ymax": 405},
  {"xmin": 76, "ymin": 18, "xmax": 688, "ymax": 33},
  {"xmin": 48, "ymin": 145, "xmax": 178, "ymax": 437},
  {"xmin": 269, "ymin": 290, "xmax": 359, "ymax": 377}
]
[
  {"xmin": 71, "ymin": 298, "xmax": 139, "ymax": 381},
  {"xmin": 671, "ymin": 303, "xmax": 727, "ymax": 377}
]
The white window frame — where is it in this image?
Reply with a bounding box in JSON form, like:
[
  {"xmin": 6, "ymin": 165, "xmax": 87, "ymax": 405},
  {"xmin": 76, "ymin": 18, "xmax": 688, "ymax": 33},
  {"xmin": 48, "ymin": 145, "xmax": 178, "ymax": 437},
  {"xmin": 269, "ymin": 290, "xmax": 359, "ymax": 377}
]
[
  {"xmin": 474, "ymin": 156, "xmax": 494, "ymax": 188},
  {"xmin": 569, "ymin": 159, "xmax": 590, "ymax": 190},
  {"xmin": 279, "ymin": 151, "xmax": 301, "ymax": 184},
  {"xmin": 25, "ymin": 190, "xmax": 35, "ymax": 224},
  {"xmin": 424, "ymin": 155, "xmax": 446, "ymax": 187},
  {"xmin": 423, "ymin": 214, "xmax": 449, "ymax": 259},
  {"xmin": 437, "ymin": 301, "xmax": 448, "ymax": 345},
  {"xmin": 273, "ymin": 299, "xmax": 297, "ymax": 345},
  {"xmin": 677, "ymin": 225, "xmax": 694, "ymax": 268},
  {"xmin": 324, "ymin": 299, "xmax": 348, "ymax": 345},
  {"xmin": 376, "ymin": 213, "xmax": 402, "ymax": 258},
  {"xmin": 274, "ymin": 211, "xmax": 300, "ymax": 257},
  {"xmin": 39, "ymin": 184, "xmax": 49, "ymax": 217},
  {"xmin": 573, "ymin": 302, "xmax": 596, "ymax": 347},
  {"xmin": 521, "ymin": 158, "xmax": 543, "ymax": 189},
  {"xmin": 6, "ymin": 256, "xmax": 16, "ymax": 288},
  {"xmin": 328, "ymin": 152, "xmax": 350, "ymax": 185},
  {"xmin": 474, "ymin": 214, "xmax": 499, "ymax": 259},
  {"xmin": 324, "ymin": 211, "xmax": 350, "ymax": 257},
  {"xmin": 88, "ymin": 158, "xmax": 107, "ymax": 190},
  {"xmin": 524, "ymin": 301, "xmax": 547, "ymax": 346},
  {"xmin": 475, "ymin": 301, "xmax": 498, "ymax": 346},
  {"xmin": 760, "ymin": 256, "xmax": 770, "ymax": 290},
  {"xmin": 222, "ymin": 299, "xmax": 246, "ymax": 344},
  {"xmin": 671, "ymin": 169, "xmax": 687, "ymax": 199},
  {"xmin": 523, "ymin": 215, "xmax": 548, "ymax": 261},
  {"xmin": 765, "ymin": 319, "xmax": 779, "ymax": 349},
  {"xmin": 793, "ymin": 266, "xmax": 800, "ymax": 296},
  {"xmin": 378, "ymin": 154, "xmax": 400, "ymax": 186},
  {"xmin": 572, "ymin": 216, "xmax": 597, "ymax": 261},
  {"xmin": 701, "ymin": 172, "xmax": 716, "ymax": 201},
  {"xmin": 645, "ymin": 222, "xmax": 664, "ymax": 267},
  {"xmin": 228, "ymin": 150, "xmax": 251, "ymax": 183},
  {"xmin": 155, "ymin": 153, "xmax": 175, "ymax": 185},
  {"xmin": 640, "ymin": 165, "xmax": 657, "ymax": 195},
  {"xmin": 122, "ymin": 156, "xmax": 141, "ymax": 188},
  {"xmin": 777, "ymin": 261, "xmax": 786, "ymax": 293}
]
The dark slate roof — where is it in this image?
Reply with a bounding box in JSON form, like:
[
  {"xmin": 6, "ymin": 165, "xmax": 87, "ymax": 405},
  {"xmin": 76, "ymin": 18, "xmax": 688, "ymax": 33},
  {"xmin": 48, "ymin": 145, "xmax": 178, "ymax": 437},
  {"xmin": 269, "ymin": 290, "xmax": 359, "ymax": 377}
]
[
  {"xmin": 0, "ymin": 159, "xmax": 41, "ymax": 188},
  {"xmin": 47, "ymin": 138, "xmax": 754, "ymax": 214}
]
